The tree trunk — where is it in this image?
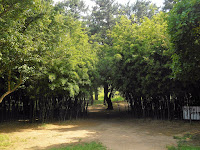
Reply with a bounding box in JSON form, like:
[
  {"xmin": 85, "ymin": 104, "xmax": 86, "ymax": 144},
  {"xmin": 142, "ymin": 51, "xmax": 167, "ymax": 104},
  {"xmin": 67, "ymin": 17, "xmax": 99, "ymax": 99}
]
[
  {"xmin": 0, "ymin": 71, "xmax": 22, "ymax": 103},
  {"xmin": 104, "ymin": 83, "xmax": 113, "ymax": 110},
  {"xmin": 90, "ymin": 88, "xmax": 94, "ymax": 105},
  {"xmin": 95, "ymin": 87, "xmax": 98, "ymax": 100},
  {"xmin": 166, "ymin": 95, "xmax": 170, "ymax": 120}
]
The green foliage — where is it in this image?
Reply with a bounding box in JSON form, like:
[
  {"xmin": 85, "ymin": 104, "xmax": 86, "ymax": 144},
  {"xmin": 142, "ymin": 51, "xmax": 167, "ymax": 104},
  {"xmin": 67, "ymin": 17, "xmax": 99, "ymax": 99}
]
[
  {"xmin": 0, "ymin": 0, "xmax": 97, "ymax": 102},
  {"xmin": 0, "ymin": 0, "xmax": 54, "ymax": 101},
  {"xmin": 50, "ymin": 142, "xmax": 107, "ymax": 150},
  {"xmin": 168, "ymin": 145, "xmax": 200, "ymax": 150},
  {"xmin": 119, "ymin": 0, "xmax": 159, "ymax": 21},
  {"xmin": 88, "ymin": 0, "xmax": 119, "ymax": 40},
  {"xmin": 168, "ymin": 133, "xmax": 200, "ymax": 150},
  {"xmin": 42, "ymin": 15, "xmax": 95, "ymax": 97},
  {"xmin": 110, "ymin": 12, "xmax": 172, "ymax": 97},
  {"xmin": 0, "ymin": 134, "xmax": 11, "ymax": 148},
  {"xmin": 92, "ymin": 89, "xmax": 124, "ymax": 105},
  {"xmin": 55, "ymin": 0, "xmax": 88, "ymax": 19},
  {"xmin": 112, "ymin": 96, "xmax": 124, "ymax": 102},
  {"xmin": 131, "ymin": 0, "xmax": 159, "ymax": 20},
  {"xmin": 162, "ymin": 0, "xmax": 177, "ymax": 12},
  {"xmin": 168, "ymin": 0, "xmax": 200, "ymax": 82},
  {"xmin": 1, "ymin": 0, "xmax": 199, "ymax": 122}
]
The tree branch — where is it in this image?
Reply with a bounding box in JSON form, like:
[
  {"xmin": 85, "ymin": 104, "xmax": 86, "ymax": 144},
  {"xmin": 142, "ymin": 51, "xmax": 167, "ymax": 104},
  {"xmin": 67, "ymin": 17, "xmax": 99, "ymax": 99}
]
[
  {"xmin": 108, "ymin": 87, "xmax": 114, "ymax": 99},
  {"xmin": 0, "ymin": 73, "xmax": 23, "ymax": 103},
  {"xmin": 8, "ymin": 70, "xmax": 11, "ymax": 91}
]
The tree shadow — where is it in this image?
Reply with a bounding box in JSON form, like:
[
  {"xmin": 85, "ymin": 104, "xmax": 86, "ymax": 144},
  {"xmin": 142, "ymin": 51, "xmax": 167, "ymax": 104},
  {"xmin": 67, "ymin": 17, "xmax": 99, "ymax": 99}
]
[
  {"xmin": 0, "ymin": 102, "xmax": 130, "ymax": 134},
  {"xmin": 0, "ymin": 120, "xmax": 47, "ymax": 133},
  {"xmin": 87, "ymin": 102, "xmax": 131, "ymax": 120},
  {"xmin": 29, "ymin": 140, "xmax": 105, "ymax": 150},
  {"xmin": 27, "ymin": 138, "xmax": 96, "ymax": 150}
]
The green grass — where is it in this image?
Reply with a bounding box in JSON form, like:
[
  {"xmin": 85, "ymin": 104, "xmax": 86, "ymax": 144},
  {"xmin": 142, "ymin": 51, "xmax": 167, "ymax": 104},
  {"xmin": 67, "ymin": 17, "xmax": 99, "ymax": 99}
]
[
  {"xmin": 50, "ymin": 141, "xmax": 107, "ymax": 150},
  {"xmin": 0, "ymin": 134, "xmax": 11, "ymax": 148},
  {"xmin": 167, "ymin": 145, "xmax": 200, "ymax": 150},
  {"xmin": 93, "ymin": 99, "xmax": 104, "ymax": 105},
  {"xmin": 167, "ymin": 133, "xmax": 200, "ymax": 150},
  {"xmin": 112, "ymin": 95, "xmax": 124, "ymax": 102},
  {"xmin": 92, "ymin": 89, "xmax": 125, "ymax": 105}
]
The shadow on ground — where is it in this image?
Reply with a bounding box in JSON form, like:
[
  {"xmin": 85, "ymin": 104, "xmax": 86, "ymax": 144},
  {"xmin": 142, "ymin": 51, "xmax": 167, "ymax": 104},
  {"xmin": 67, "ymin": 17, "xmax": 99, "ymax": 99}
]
[{"xmin": 1, "ymin": 102, "xmax": 200, "ymax": 150}]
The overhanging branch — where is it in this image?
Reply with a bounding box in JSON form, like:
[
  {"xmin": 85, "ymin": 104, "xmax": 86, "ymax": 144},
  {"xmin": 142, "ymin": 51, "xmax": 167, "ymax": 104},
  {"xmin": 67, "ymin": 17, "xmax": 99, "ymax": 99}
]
[{"xmin": 0, "ymin": 73, "xmax": 23, "ymax": 103}]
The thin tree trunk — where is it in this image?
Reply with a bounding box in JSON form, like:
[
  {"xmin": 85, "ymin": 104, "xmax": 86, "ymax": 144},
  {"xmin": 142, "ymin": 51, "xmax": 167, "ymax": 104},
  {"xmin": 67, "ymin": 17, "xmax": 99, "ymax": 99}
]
[
  {"xmin": 104, "ymin": 83, "xmax": 113, "ymax": 110},
  {"xmin": 0, "ymin": 71, "xmax": 22, "ymax": 103},
  {"xmin": 90, "ymin": 88, "xmax": 94, "ymax": 105},
  {"xmin": 95, "ymin": 87, "xmax": 98, "ymax": 100},
  {"xmin": 167, "ymin": 95, "xmax": 170, "ymax": 120}
]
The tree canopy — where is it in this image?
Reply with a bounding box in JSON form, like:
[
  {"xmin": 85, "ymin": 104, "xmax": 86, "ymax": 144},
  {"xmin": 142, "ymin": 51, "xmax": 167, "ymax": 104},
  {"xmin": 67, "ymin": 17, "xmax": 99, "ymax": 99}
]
[{"xmin": 0, "ymin": 0, "xmax": 199, "ymax": 122}]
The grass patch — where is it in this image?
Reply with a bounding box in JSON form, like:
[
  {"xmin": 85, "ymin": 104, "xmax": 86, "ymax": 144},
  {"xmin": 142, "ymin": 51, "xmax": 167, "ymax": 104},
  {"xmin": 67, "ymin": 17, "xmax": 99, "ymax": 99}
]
[
  {"xmin": 93, "ymin": 100, "xmax": 104, "ymax": 105},
  {"xmin": 92, "ymin": 89, "xmax": 125, "ymax": 106},
  {"xmin": 50, "ymin": 141, "xmax": 107, "ymax": 150},
  {"xmin": 168, "ymin": 145, "xmax": 200, "ymax": 150},
  {"xmin": 167, "ymin": 133, "xmax": 200, "ymax": 150},
  {"xmin": 112, "ymin": 96, "xmax": 124, "ymax": 102},
  {"xmin": 0, "ymin": 134, "xmax": 11, "ymax": 148}
]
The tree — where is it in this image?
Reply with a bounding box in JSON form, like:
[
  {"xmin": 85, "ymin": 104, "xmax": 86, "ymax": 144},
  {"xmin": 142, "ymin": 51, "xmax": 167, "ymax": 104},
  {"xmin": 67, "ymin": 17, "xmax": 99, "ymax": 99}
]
[
  {"xmin": 0, "ymin": 0, "xmax": 98, "ymax": 122},
  {"xmin": 0, "ymin": 0, "xmax": 53, "ymax": 103},
  {"xmin": 55, "ymin": 0, "xmax": 88, "ymax": 19},
  {"xmin": 88, "ymin": 0, "xmax": 119, "ymax": 40},
  {"xmin": 120, "ymin": 0, "xmax": 159, "ymax": 21},
  {"xmin": 168, "ymin": 0, "xmax": 200, "ymax": 106},
  {"xmin": 110, "ymin": 12, "xmax": 173, "ymax": 118},
  {"xmin": 168, "ymin": 0, "xmax": 200, "ymax": 84},
  {"xmin": 162, "ymin": 0, "xmax": 176, "ymax": 12},
  {"xmin": 87, "ymin": 0, "xmax": 120, "ymax": 109}
]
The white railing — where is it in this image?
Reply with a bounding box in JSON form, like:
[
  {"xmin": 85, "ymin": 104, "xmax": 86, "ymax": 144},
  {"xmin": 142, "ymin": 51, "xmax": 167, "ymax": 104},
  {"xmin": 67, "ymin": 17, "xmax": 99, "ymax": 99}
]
[{"xmin": 183, "ymin": 106, "xmax": 200, "ymax": 120}]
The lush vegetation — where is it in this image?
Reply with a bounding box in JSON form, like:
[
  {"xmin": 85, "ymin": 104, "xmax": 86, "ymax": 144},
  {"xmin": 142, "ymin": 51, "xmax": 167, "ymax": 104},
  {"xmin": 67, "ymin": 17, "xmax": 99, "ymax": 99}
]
[
  {"xmin": 167, "ymin": 133, "xmax": 200, "ymax": 150},
  {"xmin": 0, "ymin": 0, "xmax": 200, "ymax": 122},
  {"xmin": 0, "ymin": 0, "xmax": 96, "ymax": 122},
  {"xmin": 0, "ymin": 134, "xmax": 11, "ymax": 148},
  {"xmin": 92, "ymin": 89, "xmax": 124, "ymax": 105},
  {"xmin": 50, "ymin": 142, "xmax": 106, "ymax": 150}
]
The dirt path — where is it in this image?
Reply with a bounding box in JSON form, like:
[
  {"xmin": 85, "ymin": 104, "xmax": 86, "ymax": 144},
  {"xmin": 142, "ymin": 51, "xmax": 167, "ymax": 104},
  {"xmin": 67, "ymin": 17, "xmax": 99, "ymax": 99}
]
[{"xmin": 1, "ymin": 102, "xmax": 200, "ymax": 150}]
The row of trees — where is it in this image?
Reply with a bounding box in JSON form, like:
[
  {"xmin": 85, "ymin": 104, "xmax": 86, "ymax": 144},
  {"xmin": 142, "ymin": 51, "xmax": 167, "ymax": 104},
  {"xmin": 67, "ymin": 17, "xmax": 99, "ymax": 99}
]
[
  {"xmin": 0, "ymin": 0, "xmax": 96, "ymax": 122},
  {"xmin": 86, "ymin": 0, "xmax": 200, "ymax": 120},
  {"xmin": 0, "ymin": 0, "xmax": 199, "ymax": 122},
  {"xmin": 109, "ymin": 0, "xmax": 199, "ymax": 120}
]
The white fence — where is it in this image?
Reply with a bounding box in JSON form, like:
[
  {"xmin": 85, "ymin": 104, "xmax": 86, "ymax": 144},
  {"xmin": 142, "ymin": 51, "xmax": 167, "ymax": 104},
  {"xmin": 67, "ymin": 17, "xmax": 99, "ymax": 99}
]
[{"xmin": 183, "ymin": 106, "xmax": 200, "ymax": 120}]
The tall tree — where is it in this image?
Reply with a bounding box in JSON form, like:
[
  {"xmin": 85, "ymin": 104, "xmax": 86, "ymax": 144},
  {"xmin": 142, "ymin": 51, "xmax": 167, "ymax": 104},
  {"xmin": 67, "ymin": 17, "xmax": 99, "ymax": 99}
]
[
  {"xmin": 55, "ymin": 0, "xmax": 88, "ymax": 19},
  {"xmin": 86, "ymin": 0, "xmax": 120, "ymax": 109},
  {"xmin": 168, "ymin": 0, "xmax": 200, "ymax": 84},
  {"xmin": 168, "ymin": 0, "xmax": 200, "ymax": 103},
  {"xmin": 110, "ymin": 12, "xmax": 173, "ymax": 117},
  {"xmin": 162, "ymin": 0, "xmax": 176, "ymax": 12},
  {"xmin": 88, "ymin": 0, "xmax": 119, "ymax": 41},
  {"xmin": 120, "ymin": 0, "xmax": 159, "ymax": 21},
  {"xmin": 0, "ymin": 0, "xmax": 53, "ymax": 103}
]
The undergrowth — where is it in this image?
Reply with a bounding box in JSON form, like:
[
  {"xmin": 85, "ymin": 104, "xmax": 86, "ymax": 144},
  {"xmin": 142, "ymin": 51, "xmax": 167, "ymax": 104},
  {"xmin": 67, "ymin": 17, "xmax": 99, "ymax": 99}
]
[
  {"xmin": 0, "ymin": 134, "xmax": 11, "ymax": 148},
  {"xmin": 167, "ymin": 133, "xmax": 200, "ymax": 150},
  {"xmin": 50, "ymin": 141, "xmax": 107, "ymax": 150},
  {"xmin": 92, "ymin": 89, "xmax": 125, "ymax": 106}
]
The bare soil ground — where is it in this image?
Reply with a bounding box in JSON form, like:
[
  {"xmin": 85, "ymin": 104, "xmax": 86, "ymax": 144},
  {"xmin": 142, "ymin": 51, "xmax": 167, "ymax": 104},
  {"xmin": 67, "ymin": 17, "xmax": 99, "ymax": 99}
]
[{"xmin": 1, "ymin": 102, "xmax": 200, "ymax": 150}]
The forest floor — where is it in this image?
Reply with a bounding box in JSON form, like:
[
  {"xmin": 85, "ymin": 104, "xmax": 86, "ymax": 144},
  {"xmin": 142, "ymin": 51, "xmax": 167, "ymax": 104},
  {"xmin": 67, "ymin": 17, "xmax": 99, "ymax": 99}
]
[{"xmin": 1, "ymin": 101, "xmax": 200, "ymax": 150}]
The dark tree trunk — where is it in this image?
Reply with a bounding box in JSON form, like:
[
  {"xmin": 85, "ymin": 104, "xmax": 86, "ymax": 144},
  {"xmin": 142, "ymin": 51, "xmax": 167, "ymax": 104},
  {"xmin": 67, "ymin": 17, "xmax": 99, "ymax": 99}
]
[
  {"xmin": 104, "ymin": 85, "xmax": 107, "ymax": 105},
  {"xmin": 104, "ymin": 83, "xmax": 113, "ymax": 110},
  {"xmin": 106, "ymin": 97, "xmax": 113, "ymax": 110},
  {"xmin": 90, "ymin": 88, "xmax": 94, "ymax": 105},
  {"xmin": 167, "ymin": 95, "xmax": 170, "ymax": 120},
  {"xmin": 29, "ymin": 99, "xmax": 35, "ymax": 123},
  {"xmin": 95, "ymin": 87, "xmax": 98, "ymax": 100}
]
